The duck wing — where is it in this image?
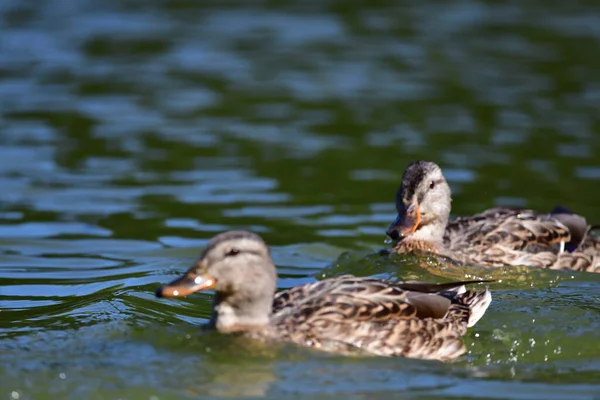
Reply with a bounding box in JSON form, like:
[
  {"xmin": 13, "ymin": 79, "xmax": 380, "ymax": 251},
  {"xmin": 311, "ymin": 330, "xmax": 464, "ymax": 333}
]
[
  {"xmin": 447, "ymin": 209, "xmax": 573, "ymax": 253},
  {"xmin": 273, "ymin": 277, "xmax": 492, "ymax": 360}
]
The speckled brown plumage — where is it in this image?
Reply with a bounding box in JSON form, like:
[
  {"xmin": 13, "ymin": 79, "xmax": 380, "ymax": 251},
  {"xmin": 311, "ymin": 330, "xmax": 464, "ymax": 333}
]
[
  {"xmin": 156, "ymin": 230, "xmax": 493, "ymax": 361},
  {"xmin": 393, "ymin": 239, "xmax": 440, "ymax": 254},
  {"xmin": 387, "ymin": 161, "xmax": 600, "ymax": 273},
  {"xmin": 271, "ymin": 277, "xmax": 491, "ymax": 360},
  {"xmin": 443, "ymin": 209, "xmax": 600, "ymax": 272}
]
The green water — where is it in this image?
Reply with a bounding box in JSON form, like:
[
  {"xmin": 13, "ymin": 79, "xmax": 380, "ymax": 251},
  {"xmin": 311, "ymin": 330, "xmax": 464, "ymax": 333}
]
[{"xmin": 1, "ymin": 0, "xmax": 600, "ymax": 399}]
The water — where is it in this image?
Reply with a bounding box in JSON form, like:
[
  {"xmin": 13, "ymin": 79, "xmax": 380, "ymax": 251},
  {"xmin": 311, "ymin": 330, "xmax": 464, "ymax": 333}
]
[{"xmin": 1, "ymin": 0, "xmax": 600, "ymax": 398}]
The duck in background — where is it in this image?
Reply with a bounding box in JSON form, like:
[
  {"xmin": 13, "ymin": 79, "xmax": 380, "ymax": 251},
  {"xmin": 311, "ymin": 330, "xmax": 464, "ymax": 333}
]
[{"xmin": 386, "ymin": 160, "xmax": 600, "ymax": 273}]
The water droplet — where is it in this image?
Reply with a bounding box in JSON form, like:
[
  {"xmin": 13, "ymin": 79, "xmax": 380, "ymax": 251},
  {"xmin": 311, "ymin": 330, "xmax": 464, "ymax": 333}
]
[
  {"xmin": 384, "ymin": 237, "xmax": 393, "ymax": 245},
  {"xmin": 59, "ymin": 372, "xmax": 66, "ymax": 379},
  {"xmin": 475, "ymin": 333, "xmax": 480, "ymax": 337},
  {"xmin": 11, "ymin": 392, "xmax": 20, "ymax": 400}
]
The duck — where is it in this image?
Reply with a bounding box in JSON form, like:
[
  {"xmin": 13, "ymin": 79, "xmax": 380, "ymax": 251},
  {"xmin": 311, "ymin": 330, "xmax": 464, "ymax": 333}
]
[
  {"xmin": 156, "ymin": 230, "xmax": 492, "ymax": 361},
  {"xmin": 385, "ymin": 160, "xmax": 600, "ymax": 273}
]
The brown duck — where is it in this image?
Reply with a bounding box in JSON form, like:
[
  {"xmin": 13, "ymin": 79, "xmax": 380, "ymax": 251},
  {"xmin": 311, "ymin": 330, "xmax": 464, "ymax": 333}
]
[
  {"xmin": 386, "ymin": 160, "xmax": 600, "ymax": 273},
  {"xmin": 156, "ymin": 230, "xmax": 492, "ymax": 361}
]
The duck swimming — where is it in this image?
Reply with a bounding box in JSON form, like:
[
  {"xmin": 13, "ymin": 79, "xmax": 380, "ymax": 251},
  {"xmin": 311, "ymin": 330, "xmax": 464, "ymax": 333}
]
[
  {"xmin": 386, "ymin": 160, "xmax": 600, "ymax": 272},
  {"xmin": 156, "ymin": 230, "xmax": 492, "ymax": 361}
]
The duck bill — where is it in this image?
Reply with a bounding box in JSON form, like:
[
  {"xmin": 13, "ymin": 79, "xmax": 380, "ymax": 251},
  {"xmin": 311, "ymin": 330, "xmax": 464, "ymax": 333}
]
[
  {"xmin": 155, "ymin": 267, "xmax": 216, "ymax": 298},
  {"xmin": 386, "ymin": 202, "xmax": 421, "ymax": 241}
]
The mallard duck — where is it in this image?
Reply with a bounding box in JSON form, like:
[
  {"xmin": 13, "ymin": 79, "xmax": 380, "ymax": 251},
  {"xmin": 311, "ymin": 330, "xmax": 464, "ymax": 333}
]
[
  {"xmin": 156, "ymin": 230, "xmax": 492, "ymax": 361},
  {"xmin": 386, "ymin": 160, "xmax": 600, "ymax": 272}
]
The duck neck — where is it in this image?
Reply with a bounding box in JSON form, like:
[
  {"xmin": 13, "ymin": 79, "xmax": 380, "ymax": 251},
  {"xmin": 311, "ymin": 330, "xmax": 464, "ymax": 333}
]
[
  {"xmin": 412, "ymin": 219, "xmax": 447, "ymax": 244},
  {"xmin": 210, "ymin": 293, "xmax": 273, "ymax": 333},
  {"xmin": 396, "ymin": 219, "xmax": 447, "ymax": 253}
]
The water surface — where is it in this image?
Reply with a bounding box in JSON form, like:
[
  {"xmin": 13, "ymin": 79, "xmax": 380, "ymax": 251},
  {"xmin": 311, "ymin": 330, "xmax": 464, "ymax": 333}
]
[{"xmin": 1, "ymin": 0, "xmax": 600, "ymax": 399}]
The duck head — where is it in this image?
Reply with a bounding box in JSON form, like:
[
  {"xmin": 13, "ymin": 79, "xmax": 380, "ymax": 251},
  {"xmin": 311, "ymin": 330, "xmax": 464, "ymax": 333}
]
[
  {"xmin": 156, "ymin": 230, "xmax": 277, "ymax": 332},
  {"xmin": 386, "ymin": 161, "xmax": 452, "ymax": 248}
]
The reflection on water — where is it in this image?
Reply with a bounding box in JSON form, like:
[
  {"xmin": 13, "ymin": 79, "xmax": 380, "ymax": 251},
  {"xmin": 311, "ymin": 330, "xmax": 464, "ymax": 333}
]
[{"xmin": 1, "ymin": 0, "xmax": 600, "ymax": 398}]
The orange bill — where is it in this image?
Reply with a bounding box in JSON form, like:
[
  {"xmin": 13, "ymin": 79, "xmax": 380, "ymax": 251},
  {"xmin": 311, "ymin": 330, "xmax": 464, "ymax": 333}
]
[
  {"xmin": 386, "ymin": 202, "xmax": 421, "ymax": 241},
  {"xmin": 155, "ymin": 269, "xmax": 216, "ymax": 298}
]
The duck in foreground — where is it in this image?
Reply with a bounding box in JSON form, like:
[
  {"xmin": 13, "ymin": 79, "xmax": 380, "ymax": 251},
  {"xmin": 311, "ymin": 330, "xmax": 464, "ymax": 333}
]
[
  {"xmin": 156, "ymin": 230, "xmax": 492, "ymax": 361},
  {"xmin": 386, "ymin": 160, "xmax": 600, "ymax": 273}
]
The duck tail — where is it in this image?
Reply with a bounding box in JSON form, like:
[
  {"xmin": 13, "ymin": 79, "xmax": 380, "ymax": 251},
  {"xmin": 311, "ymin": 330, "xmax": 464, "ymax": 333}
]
[
  {"xmin": 438, "ymin": 284, "xmax": 466, "ymax": 297},
  {"xmin": 455, "ymin": 288, "xmax": 492, "ymax": 328}
]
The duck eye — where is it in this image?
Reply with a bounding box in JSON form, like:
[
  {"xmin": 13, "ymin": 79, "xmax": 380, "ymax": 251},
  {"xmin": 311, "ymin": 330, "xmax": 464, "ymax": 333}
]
[
  {"xmin": 226, "ymin": 248, "xmax": 240, "ymax": 257},
  {"xmin": 429, "ymin": 181, "xmax": 435, "ymax": 190}
]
